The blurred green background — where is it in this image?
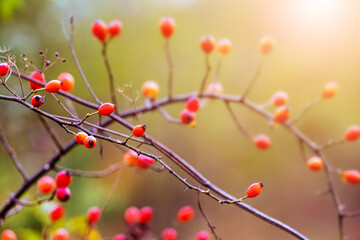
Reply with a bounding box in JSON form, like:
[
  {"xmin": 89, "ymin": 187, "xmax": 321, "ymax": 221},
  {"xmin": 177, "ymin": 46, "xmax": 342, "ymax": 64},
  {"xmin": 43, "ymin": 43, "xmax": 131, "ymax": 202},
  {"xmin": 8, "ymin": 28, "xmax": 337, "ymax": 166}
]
[{"xmin": 0, "ymin": 0, "xmax": 360, "ymax": 239}]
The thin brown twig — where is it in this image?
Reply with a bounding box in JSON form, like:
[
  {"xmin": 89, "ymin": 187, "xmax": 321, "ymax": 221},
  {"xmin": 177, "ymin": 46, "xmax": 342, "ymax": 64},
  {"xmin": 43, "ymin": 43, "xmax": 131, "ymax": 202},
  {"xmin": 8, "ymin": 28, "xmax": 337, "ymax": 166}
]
[
  {"xmin": 157, "ymin": 107, "xmax": 182, "ymax": 124},
  {"xmin": 102, "ymin": 42, "xmax": 118, "ymax": 111},
  {"xmin": 224, "ymin": 101, "xmax": 252, "ymax": 140},
  {"xmin": 198, "ymin": 55, "xmax": 211, "ymax": 97},
  {"xmin": 54, "ymin": 163, "xmax": 123, "ymax": 178},
  {"xmin": 288, "ymin": 97, "xmax": 320, "ymax": 125},
  {"xmin": 241, "ymin": 58, "xmax": 263, "ymax": 100},
  {"xmin": 197, "ymin": 191, "xmax": 221, "ymax": 240},
  {"xmin": 165, "ymin": 39, "xmax": 174, "ymax": 99},
  {"xmin": 0, "ymin": 124, "xmax": 29, "ymax": 182},
  {"xmin": 38, "ymin": 115, "xmax": 64, "ymax": 151}
]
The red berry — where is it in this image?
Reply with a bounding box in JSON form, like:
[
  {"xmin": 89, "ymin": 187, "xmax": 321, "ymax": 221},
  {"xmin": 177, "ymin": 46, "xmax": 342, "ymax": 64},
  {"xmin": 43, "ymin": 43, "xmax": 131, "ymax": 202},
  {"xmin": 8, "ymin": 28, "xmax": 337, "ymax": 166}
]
[
  {"xmin": 159, "ymin": 17, "xmax": 175, "ymax": 38},
  {"xmin": 141, "ymin": 81, "xmax": 159, "ymax": 100},
  {"xmin": 29, "ymin": 71, "xmax": 45, "ymax": 90},
  {"xmin": 180, "ymin": 109, "xmax": 195, "ymax": 124},
  {"xmin": 132, "ymin": 125, "xmax": 146, "ymax": 137},
  {"xmin": 53, "ymin": 228, "xmax": 69, "ymax": 240},
  {"xmin": 123, "ymin": 150, "xmax": 139, "ymax": 167},
  {"xmin": 84, "ymin": 136, "xmax": 97, "ymax": 149},
  {"xmin": 50, "ymin": 204, "xmax": 65, "ymax": 222},
  {"xmin": 124, "ymin": 206, "xmax": 140, "ymax": 224},
  {"xmin": 57, "ymin": 72, "xmax": 75, "ymax": 92},
  {"xmin": 246, "ymin": 182, "xmax": 263, "ymax": 198},
  {"xmin": 37, "ymin": 175, "xmax": 55, "ymax": 194},
  {"xmin": 92, "ymin": 20, "xmax": 108, "ymax": 42},
  {"xmin": 186, "ymin": 97, "xmax": 200, "ymax": 112},
  {"xmin": 271, "ymin": 91, "xmax": 288, "ymax": 106},
  {"xmin": 217, "ymin": 38, "xmax": 231, "ymax": 55},
  {"xmin": 75, "ymin": 132, "xmax": 88, "ymax": 145},
  {"xmin": 55, "ymin": 170, "xmax": 72, "ymax": 188},
  {"xmin": 260, "ymin": 35, "xmax": 275, "ymax": 55},
  {"xmin": 177, "ymin": 205, "xmax": 194, "ymax": 222},
  {"xmin": 200, "ymin": 35, "xmax": 216, "ymax": 54},
  {"xmin": 45, "ymin": 80, "xmax": 62, "ymax": 93},
  {"xmin": 87, "ymin": 206, "xmax": 102, "ymax": 225},
  {"xmin": 322, "ymin": 82, "xmax": 338, "ymax": 99},
  {"xmin": 273, "ymin": 106, "xmax": 290, "ymax": 124},
  {"xmin": 108, "ymin": 20, "xmax": 122, "ymax": 37},
  {"xmin": 196, "ymin": 230, "xmax": 210, "ymax": 240},
  {"xmin": 307, "ymin": 156, "xmax": 323, "ymax": 171},
  {"xmin": 344, "ymin": 125, "xmax": 360, "ymax": 141},
  {"xmin": 31, "ymin": 95, "xmax": 44, "ymax": 108},
  {"xmin": 137, "ymin": 155, "xmax": 155, "ymax": 169},
  {"xmin": 139, "ymin": 206, "xmax": 153, "ymax": 224},
  {"xmin": 0, "ymin": 63, "xmax": 10, "ymax": 77},
  {"xmin": 1, "ymin": 229, "xmax": 17, "ymax": 240},
  {"xmin": 98, "ymin": 103, "xmax": 116, "ymax": 115},
  {"xmin": 162, "ymin": 228, "xmax": 177, "ymax": 240},
  {"xmin": 112, "ymin": 234, "xmax": 126, "ymax": 240},
  {"xmin": 254, "ymin": 134, "xmax": 271, "ymax": 150},
  {"xmin": 56, "ymin": 187, "xmax": 71, "ymax": 202},
  {"xmin": 342, "ymin": 170, "xmax": 360, "ymax": 184}
]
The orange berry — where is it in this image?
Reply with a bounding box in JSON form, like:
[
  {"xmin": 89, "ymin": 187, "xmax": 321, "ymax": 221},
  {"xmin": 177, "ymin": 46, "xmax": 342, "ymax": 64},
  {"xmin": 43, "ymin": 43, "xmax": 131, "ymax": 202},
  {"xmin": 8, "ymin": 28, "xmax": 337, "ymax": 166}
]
[
  {"xmin": 29, "ymin": 71, "xmax": 45, "ymax": 90},
  {"xmin": 45, "ymin": 80, "xmax": 62, "ymax": 93},
  {"xmin": 53, "ymin": 228, "xmax": 69, "ymax": 240},
  {"xmin": 254, "ymin": 134, "xmax": 271, "ymax": 150},
  {"xmin": 123, "ymin": 150, "xmax": 139, "ymax": 167},
  {"xmin": 57, "ymin": 72, "xmax": 74, "ymax": 92},
  {"xmin": 247, "ymin": 182, "xmax": 263, "ymax": 198},
  {"xmin": 344, "ymin": 125, "xmax": 360, "ymax": 141},
  {"xmin": 180, "ymin": 109, "xmax": 195, "ymax": 124},
  {"xmin": 200, "ymin": 35, "xmax": 216, "ymax": 54},
  {"xmin": 31, "ymin": 95, "xmax": 44, "ymax": 108},
  {"xmin": 0, "ymin": 63, "xmax": 10, "ymax": 77},
  {"xmin": 108, "ymin": 20, "xmax": 122, "ymax": 37},
  {"xmin": 322, "ymin": 82, "xmax": 338, "ymax": 99},
  {"xmin": 342, "ymin": 170, "xmax": 360, "ymax": 184},
  {"xmin": 84, "ymin": 136, "xmax": 97, "ymax": 149},
  {"xmin": 50, "ymin": 204, "xmax": 65, "ymax": 222},
  {"xmin": 92, "ymin": 20, "xmax": 108, "ymax": 42},
  {"xmin": 177, "ymin": 205, "xmax": 194, "ymax": 222},
  {"xmin": 75, "ymin": 131, "xmax": 88, "ymax": 145},
  {"xmin": 141, "ymin": 81, "xmax": 159, "ymax": 100},
  {"xmin": 124, "ymin": 206, "xmax": 140, "ymax": 224},
  {"xmin": 207, "ymin": 82, "xmax": 223, "ymax": 94},
  {"xmin": 307, "ymin": 156, "xmax": 323, "ymax": 171},
  {"xmin": 1, "ymin": 230, "xmax": 16, "ymax": 240},
  {"xmin": 259, "ymin": 35, "xmax": 275, "ymax": 55},
  {"xmin": 37, "ymin": 176, "xmax": 56, "ymax": 194},
  {"xmin": 273, "ymin": 106, "xmax": 290, "ymax": 124},
  {"xmin": 271, "ymin": 91, "xmax": 288, "ymax": 106},
  {"xmin": 98, "ymin": 103, "xmax": 116, "ymax": 115},
  {"xmin": 159, "ymin": 17, "xmax": 175, "ymax": 38},
  {"xmin": 132, "ymin": 125, "xmax": 146, "ymax": 137},
  {"xmin": 217, "ymin": 38, "xmax": 231, "ymax": 55}
]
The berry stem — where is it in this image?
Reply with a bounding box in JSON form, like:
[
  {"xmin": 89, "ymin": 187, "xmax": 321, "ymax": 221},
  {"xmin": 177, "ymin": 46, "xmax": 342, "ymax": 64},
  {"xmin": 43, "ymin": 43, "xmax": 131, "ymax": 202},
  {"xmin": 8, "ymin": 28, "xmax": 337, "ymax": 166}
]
[
  {"xmin": 79, "ymin": 111, "xmax": 98, "ymax": 125},
  {"xmin": 198, "ymin": 55, "xmax": 211, "ymax": 97},
  {"xmin": 101, "ymin": 42, "xmax": 118, "ymax": 113},
  {"xmin": 23, "ymin": 88, "xmax": 45, "ymax": 100},
  {"xmin": 165, "ymin": 39, "xmax": 174, "ymax": 99},
  {"xmin": 241, "ymin": 57, "xmax": 263, "ymax": 100}
]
